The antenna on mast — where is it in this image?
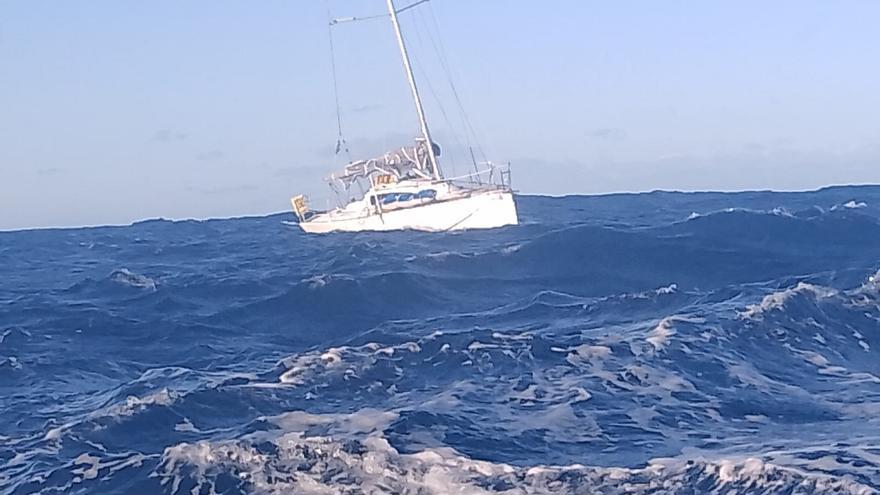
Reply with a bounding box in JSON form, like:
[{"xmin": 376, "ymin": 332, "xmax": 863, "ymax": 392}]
[{"xmin": 386, "ymin": 0, "xmax": 443, "ymax": 180}]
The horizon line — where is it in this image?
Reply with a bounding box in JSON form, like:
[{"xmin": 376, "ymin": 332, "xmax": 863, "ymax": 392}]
[{"xmin": 3, "ymin": 182, "xmax": 878, "ymax": 234}]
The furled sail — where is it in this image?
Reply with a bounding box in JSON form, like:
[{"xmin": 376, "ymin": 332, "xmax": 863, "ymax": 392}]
[{"xmin": 330, "ymin": 139, "xmax": 441, "ymax": 188}]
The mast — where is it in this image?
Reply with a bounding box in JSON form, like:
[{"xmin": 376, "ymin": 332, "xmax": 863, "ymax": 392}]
[{"xmin": 386, "ymin": 0, "xmax": 442, "ymax": 179}]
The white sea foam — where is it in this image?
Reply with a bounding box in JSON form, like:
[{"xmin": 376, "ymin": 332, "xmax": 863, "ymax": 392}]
[
  {"xmin": 832, "ymin": 200, "xmax": 868, "ymax": 210},
  {"xmin": 642, "ymin": 315, "xmax": 703, "ymax": 352},
  {"xmin": 646, "ymin": 317, "xmax": 677, "ymax": 351},
  {"xmin": 687, "ymin": 206, "xmax": 795, "ymax": 222},
  {"xmin": 740, "ymin": 282, "xmax": 837, "ymax": 320},
  {"xmin": 269, "ymin": 408, "xmax": 398, "ymax": 435},
  {"xmin": 276, "ymin": 341, "xmax": 422, "ymax": 386},
  {"xmin": 99, "ymin": 389, "xmax": 177, "ymax": 419},
  {"xmin": 1, "ymin": 355, "xmax": 22, "ymax": 370},
  {"xmin": 654, "ymin": 283, "xmax": 678, "ymax": 295},
  {"xmin": 156, "ymin": 408, "xmax": 876, "ymax": 495},
  {"xmin": 501, "ymin": 243, "xmax": 522, "ymax": 255},
  {"xmin": 278, "ymin": 347, "xmax": 345, "ymax": 385},
  {"xmin": 70, "ymin": 452, "xmax": 145, "ymax": 485},
  {"xmin": 110, "ymin": 268, "xmax": 157, "ymax": 290},
  {"xmin": 72, "ymin": 453, "xmax": 101, "ymax": 481},
  {"xmin": 564, "ymin": 344, "xmax": 612, "ymax": 362},
  {"xmin": 863, "ymin": 270, "xmax": 880, "ymax": 293},
  {"xmin": 425, "ymin": 250, "xmax": 459, "ymax": 260},
  {"xmin": 174, "ymin": 418, "xmax": 200, "ymax": 433},
  {"xmin": 300, "ymin": 273, "xmax": 355, "ymax": 289},
  {"xmin": 849, "ymin": 270, "xmax": 880, "ymax": 307},
  {"xmin": 44, "ymin": 423, "xmax": 71, "ymax": 441},
  {"xmin": 770, "ymin": 206, "xmax": 795, "ymax": 217},
  {"xmin": 614, "ymin": 284, "xmax": 680, "ymax": 301},
  {"xmin": 203, "ymin": 299, "xmax": 880, "ymax": 493}
]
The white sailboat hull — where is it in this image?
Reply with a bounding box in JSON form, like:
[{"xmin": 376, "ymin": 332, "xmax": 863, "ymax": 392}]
[{"xmin": 298, "ymin": 189, "xmax": 517, "ymax": 233}]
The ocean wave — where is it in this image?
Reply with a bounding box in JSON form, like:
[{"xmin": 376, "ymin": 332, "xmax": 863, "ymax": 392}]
[
  {"xmin": 109, "ymin": 268, "xmax": 157, "ymax": 290},
  {"xmin": 740, "ymin": 282, "xmax": 838, "ymax": 320},
  {"xmin": 155, "ymin": 408, "xmax": 877, "ymax": 495},
  {"xmin": 5, "ymin": 188, "xmax": 880, "ymax": 493},
  {"xmin": 645, "ymin": 316, "xmax": 678, "ymax": 351},
  {"xmin": 832, "ymin": 200, "xmax": 869, "ymax": 210},
  {"xmin": 100, "ymin": 389, "xmax": 177, "ymax": 419}
]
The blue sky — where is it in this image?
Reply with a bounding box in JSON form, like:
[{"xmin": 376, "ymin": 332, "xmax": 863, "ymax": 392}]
[{"xmin": 2, "ymin": 0, "xmax": 878, "ymax": 229}]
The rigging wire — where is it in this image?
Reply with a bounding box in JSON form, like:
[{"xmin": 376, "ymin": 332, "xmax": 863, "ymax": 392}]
[
  {"xmin": 413, "ymin": 7, "xmax": 470, "ymax": 170},
  {"xmin": 324, "ymin": 0, "xmax": 491, "ymax": 183},
  {"xmin": 329, "ymin": 13, "xmax": 387, "ymax": 25},
  {"xmin": 395, "ymin": 0, "xmax": 431, "ymax": 15},
  {"xmin": 325, "ymin": 1, "xmax": 351, "ymax": 163},
  {"xmin": 404, "ymin": 10, "xmax": 464, "ymax": 178},
  {"xmin": 424, "ymin": 2, "xmax": 491, "ymax": 164}
]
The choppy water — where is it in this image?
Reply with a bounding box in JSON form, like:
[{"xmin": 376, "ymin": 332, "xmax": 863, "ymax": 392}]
[{"xmin": 2, "ymin": 186, "xmax": 880, "ymax": 494}]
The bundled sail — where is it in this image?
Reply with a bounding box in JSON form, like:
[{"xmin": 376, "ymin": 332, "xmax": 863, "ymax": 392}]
[{"xmin": 331, "ymin": 139, "xmax": 441, "ymax": 188}]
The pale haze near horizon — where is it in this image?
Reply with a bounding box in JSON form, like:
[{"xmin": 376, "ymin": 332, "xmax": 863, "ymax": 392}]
[{"xmin": 1, "ymin": 0, "xmax": 878, "ymax": 230}]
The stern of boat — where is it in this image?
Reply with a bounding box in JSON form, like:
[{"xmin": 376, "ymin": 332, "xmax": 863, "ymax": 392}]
[{"xmin": 291, "ymin": 195, "xmax": 310, "ymax": 222}]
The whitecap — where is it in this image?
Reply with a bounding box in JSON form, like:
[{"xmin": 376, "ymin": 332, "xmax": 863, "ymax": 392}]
[
  {"xmin": 740, "ymin": 282, "xmax": 837, "ymax": 320},
  {"xmin": 100, "ymin": 389, "xmax": 177, "ymax": 419},
  {"xmin": 300, "ymin": 273, "xmax": 355, "ymax": 289},
  {"xmin": 842, "ymin": 200, "xmax": 868, "ymax": 209},
  {"xmin": 155, "ymin": 408, "xmax": 876, "ymax": 495},
  {"xmin": 275, "ymin": 341, "xmax": 422, "ymax": 387},
  {"xmin": 1, "ymin": 356, "xmax": 22, "ymax": 370},
  {"xmin": 109, "ymin": 268, "xmax": 157, "ymax": 290},
  {"xmin": 174, "ymin": 418, "xmax": 200, "ymax": 433},
  {"xmin": 72, "ymin": 453, "xmax": 101, "ymax": 481},
  {"xmin": 501, "ymin": 243, "xmax": 522, "ymax": 255},
  {"xmin": 646, "ymin": 318, "xmax": 676, "ymax": 351},
  {"xmin": 562, "ymin": 344, "xmax": 612, "ymax": 363},
  {"xmin": 425, "ymin": 250, "xmax": 457, "ymax": 260},
  {"xmin": 654, "ymin": 283, "xmax": 678, "ymax": 295}
]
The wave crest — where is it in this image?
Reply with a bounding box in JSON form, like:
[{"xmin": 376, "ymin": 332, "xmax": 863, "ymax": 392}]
[{"xmin": 156, "ymin": 409, "xmax": 876, "ymax": 495}]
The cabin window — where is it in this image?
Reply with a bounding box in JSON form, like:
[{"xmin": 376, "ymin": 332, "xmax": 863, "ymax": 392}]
[{"xmin": 370, "ymin": 189, "xmax": 436, "ymax": 206}]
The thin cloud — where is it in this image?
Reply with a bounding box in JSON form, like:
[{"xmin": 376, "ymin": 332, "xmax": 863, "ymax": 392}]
[
  {"xmin": 196, "ymin": 150, "xmax": 225, "ymax": 161},
  {"xmin": 313, "ymin": 131, "xmax": 413, "ymax": 159},
  {"xmin": 152, "ymin": 129, "xmax": 189, "ymax": 142},
  {"xmin": 186, "ymin": 184, "xmax": 260, "ymax": 195},
  {"xmin": 348, "ymin": 103, "xmax": 385, "ymax": 114},
  {"xmin": 587, "ymin": 128, "xmax": 627, "ymax": 140},
  {"xmin": 273, "ymin": 165, "xmax": 328, "ymax": 177}
]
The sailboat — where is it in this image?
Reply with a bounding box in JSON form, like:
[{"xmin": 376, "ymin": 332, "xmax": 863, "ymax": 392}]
[{"xmin": 290, "ymin": 0, "xmax": 518, "ymax": 233}]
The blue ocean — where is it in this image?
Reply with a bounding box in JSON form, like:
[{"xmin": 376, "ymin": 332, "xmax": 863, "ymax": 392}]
[{"xmin": 2, "ymin": 186, "xmax": 880, "ymax": 494}]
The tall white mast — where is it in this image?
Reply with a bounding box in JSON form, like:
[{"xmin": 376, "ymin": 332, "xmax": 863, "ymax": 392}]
[{"xmin": 386, "ymin": 0, "xmax": 442, "ymax": 179}]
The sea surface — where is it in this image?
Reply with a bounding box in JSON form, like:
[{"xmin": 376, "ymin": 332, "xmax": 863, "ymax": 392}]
[{"xmin": 2, "ymin": 186, "xmax": 880, "ymax": 494}]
